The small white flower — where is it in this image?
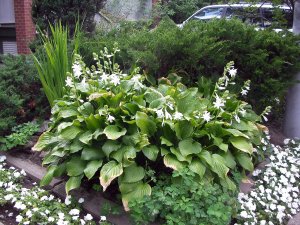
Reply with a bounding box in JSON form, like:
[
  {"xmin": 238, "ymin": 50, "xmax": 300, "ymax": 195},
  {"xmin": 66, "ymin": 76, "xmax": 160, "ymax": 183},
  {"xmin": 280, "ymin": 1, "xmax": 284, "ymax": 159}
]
[
  {"xmin": 0, "ymin": 155, "xmax": 6, "ymax": 162},
  {"xmin": 69, "ymin": 209, "xmax": 80, "ymax": 215},
  {"xmin": 164, "ymin": 109, "xmax": 172, "ymax": 120},
  {"xmin": 173, "ymin": 111, "xmax": 183, "ymax": 120},
  {"xmin": 84, "ymin": 213, "xmax": 93, "ymax": 221},
  {"xmin": 100, "ymin": 215, "xmax": 107, "ymax": 221},
  {"xmin": 241, "ymin": 89, "xmax": 248, "ymax": 96},
  {"xmin": 110, "ymin": 74, "xmax": 120, "ymax": 86},
  {"xmin": 16, "ymin": 215, "xmax": 23, "ymax": 222},
  {"xmin": 26, "ymin": 210, "xmax": 32, "ymax": 218},
  {"xmin": 107, "ymin": 114, "xmax": 115, "ymax": 123},
  {"xmin": 48, "ymin": 217, "xmax": 55, "ymax": 222},
  {"xmin": 73, "ymin": 63, "xmax": 82, "ymax": 78},
  {"xmin": 8, "ymin": 213, "xmax": 13, "ymax": 217},
  {"xmin": 228, "ymin": 67, "xmax": 237, "ymax": 78},
  {"xmin": 13, "ymin": 172, "xmax": 21, "ymax": 178},
  {"xmin": 240, "ymin": 211, "xmax": 248, "ymax": 218},
  {"xmin": 78, "ymin": 198, "xmax": 85, "ymax": 203},
  {"xmin": 202, "ymin": 111, "xmax": 211, "ymax": 122},
  {"xmin": 156, "ymin": 109, "xmax": 164, "ymax": 119},
  {"xmin": 213, "ymin": 94, "xmax": 225, "ymax": 109},
  {"xmin": 65, "ymin": 196, "xmax": 72, "ymax": 205}
]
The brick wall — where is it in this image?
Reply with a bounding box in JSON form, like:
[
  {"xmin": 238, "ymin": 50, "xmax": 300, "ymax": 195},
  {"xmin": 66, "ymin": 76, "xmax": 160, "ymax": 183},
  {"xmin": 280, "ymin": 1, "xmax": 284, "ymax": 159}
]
[{"xmin": 14, "ymin": 0, "xmax": 35, "ymax": 54}]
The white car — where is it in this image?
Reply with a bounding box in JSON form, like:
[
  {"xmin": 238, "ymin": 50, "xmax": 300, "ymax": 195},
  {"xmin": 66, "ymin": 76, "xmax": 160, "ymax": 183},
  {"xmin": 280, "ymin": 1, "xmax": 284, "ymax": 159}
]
[{"xmin": 178, "ymin": 3, "xmax": 293, "ymax": 31}]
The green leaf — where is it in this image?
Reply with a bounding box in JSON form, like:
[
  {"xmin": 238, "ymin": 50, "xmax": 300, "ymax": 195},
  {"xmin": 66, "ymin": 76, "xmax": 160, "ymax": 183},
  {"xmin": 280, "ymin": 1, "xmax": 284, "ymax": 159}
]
[
  {"xmin": 142, "ymin": 145, "xmax": 159, "ymax": 161},
  {"xmin": 66, "ymin": 157, "xmax": 87, "ymax": 176},
  {"xmin": 229, "ymin": 136, "xmax": 253, "ymax": 154},
  {"xmin": 33, "ymin": 132, "xmax": 58, "ymax": 151},
  {"xmin": 79, "ymin": 131, "xmax": 94, "ymax": 145},
  {"xmin": 102, "ymin": 140, "xmax": 121, "ymax": 157},
  {"xmin": 211, "ymin": 154, "xmax": 229, "ymax": 179},
  {"xmin": 178, "ymin": 139, "xmax": 202, "ymax": 157},
  {"xmin": 84, "ymin": 160, "xmax": 103, "ymax": 180},
  {"xmin": 60, "ymin": 126, "xmax": 82, "ymax": 140},
  {"xmin": 122, "ymin": 164, "xmax": 145, "ymax": 183},
  {"xmin": 100, "ymin": 161, "xmax": 123, "ymax": 191},
  {"xmin": 85, "ymin": 114, "xmax": 100, "ymax": 130},
  {"xmin": 198, "ymin": 150, "xmax": 213, "ymax": 166},
  {"xmin": 103, "ymin": 125, "xmax": 127, "ymax": 140},
  {"xmin": 160, "ymin": 137, "xmax": 173, "ymax": 146},
  {"xmin": 69, "ymin": 140, "xmax": 83, "ymax": 153},
  {"xmin": 57, "ymin": 122, "xmax": 73, "ymax": 133},
  {"xmin": 66, "ymin": 175, "xmax": 83, "ymax": 194},
  {"xmin": 40, "ymin": 166, "xmax": 56, "ymax": 186},
  {"xmin": 220, "ymin": 151, "xmax": 236, "ymax": 169},
  {"xmin": 236, "ymin": 152, "xmax": 254, "ymax": 171},
  {"xmin": 189, "ymin": 159, "xmax": 206, "ymax": 178},
  {"xmin": 174, "ymin": 120, "xmax": 193, "ymax": 140},
  {"xmin": 135, "ymin": 111, "xmax": 157, "ymax": 135},
  {"xmin": 223, "ymin": 129, "xmax": 249, "ymax": 139},
  {"xmin": 81, "ymin": 146, "xmax": 104, "ymax": 160},
  {"xmin": 59, "ymin": 109, "xmax": 78, "ymax": 118},
  {"xmin": 163, "ymin": 154, "xmax": 185, "ymax": 171},
  {"xmin": 53, "ymin": 163, "xmax": 66, "ymax": 177},
  {"xmin": 120, "ymin": 182, "xmax": 151, "ymax": 211},
  {"xmin": 78, "ymin": 102, "xmax": 94, "ymax": 117}
]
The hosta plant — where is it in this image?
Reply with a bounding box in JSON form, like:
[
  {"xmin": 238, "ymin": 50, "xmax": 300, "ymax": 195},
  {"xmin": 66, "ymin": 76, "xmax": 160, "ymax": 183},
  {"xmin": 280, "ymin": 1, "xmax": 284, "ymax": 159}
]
[{"xmin": 33, "ymin": 45, "xmax": 269, "ymax": 210}]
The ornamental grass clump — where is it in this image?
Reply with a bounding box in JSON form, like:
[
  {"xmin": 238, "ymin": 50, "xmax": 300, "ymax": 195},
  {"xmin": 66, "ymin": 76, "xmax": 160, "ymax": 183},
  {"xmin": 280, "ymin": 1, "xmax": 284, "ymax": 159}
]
[{"xmin": 34, "ymin": 45, "xmax": 270, "ymax": 210}]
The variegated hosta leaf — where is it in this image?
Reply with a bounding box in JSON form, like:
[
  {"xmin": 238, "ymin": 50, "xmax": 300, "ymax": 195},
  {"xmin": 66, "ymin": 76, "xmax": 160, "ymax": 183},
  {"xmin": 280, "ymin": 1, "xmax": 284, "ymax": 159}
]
[
  {"xmin": 211, "ymin": 154, "xmax": 229, "ymax": 179},
  {"xmin": 119, "ymin": 181, "xmax": 151, "ymax": 211},
  {"xmin": 163, "ymin": 154, "xmax": 185, "ymax": 170},
  {"xmin": 66, "ymin": 175, "xmax": 83, "ymax": 194},
  {"xmin": 188, "ymin": 159, "xmax": 206, "ymax": 178},
  {"xmin": 100, "ymin": 161, "xmax": 123, "ymax": 191},
  {"xmin": 84, "ymin": 160, "xmax": 103, "ymax": 180},
  {"xmin": 121, "ymin": 164, "xmax": 145, "ymax": 183},
  {"xmin": 229, "ymin": 136, "xmax": 253, "ymax": 154},
  {"xmin": 135, "ymin": 111, "xmax": 157, "ymax": 136},
  {"xmin": 142, "ymin": 145, "xmax": 159, "ymax": 161}
]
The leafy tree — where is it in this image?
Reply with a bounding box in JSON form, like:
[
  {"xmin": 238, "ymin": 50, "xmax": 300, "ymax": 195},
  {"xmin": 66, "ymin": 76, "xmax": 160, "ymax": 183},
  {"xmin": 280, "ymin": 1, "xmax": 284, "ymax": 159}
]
[{"xmin": 32, "ymin": 0, "xmax": 107, "ymax": 34}]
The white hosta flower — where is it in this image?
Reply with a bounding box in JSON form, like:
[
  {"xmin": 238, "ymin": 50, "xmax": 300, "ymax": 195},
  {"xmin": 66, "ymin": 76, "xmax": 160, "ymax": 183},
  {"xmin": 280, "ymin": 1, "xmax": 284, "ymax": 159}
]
[
  {"xmin": 84, "ymin": 213, "xmax": 93, "ymax": 221},
  {"xmin": 80, "ymin": 77, "xmax": 89, "ymax": 90},
  {"xmin": 110, "ymin": 74, "xmax": 120, "ymax": 86},
  {"xmin": 213, "ymin": 94, "xmax": 225, "ymax": 109},
  {"xmin": 241, "ymin": 89, "xmax": 248, "ymax": 96},
  {"xmin": 228, "ymin": 67, "xmax": 237, "ymax": 78},
  {"xmin": 66, "ymin": 76, "xmax": 73, "ymax": 87},
  {"xmin": 156, "ymin": 109, "xmax": 164, "ymax": 119},
  {"xmin": 132, "ymin": 75, "xmax": 144, "ymax": 90},
  {"xmin": 234, "ymin": 114, "xmax": 241, "ymax": 123},
  {"xmin": 107, "ymin": 114, "xmax": 115, "ymax": 123},
  {"xmin": 164, "ymin": 109, "xmax": 172, "ymax": 120},
  {"xmin": 173, "ymin": 111, "xmax": 183, "ymax": 120},
  {"xmin": 100, "ymin": 73, "xmax": 109, "ymax": 83},
  {"xmin": 72, "ymin": 63, "xmax": 82, "ymax": 78},
  {"xmin": 202, "ymin": 111, "xmax": 211, "ymax": 122}
]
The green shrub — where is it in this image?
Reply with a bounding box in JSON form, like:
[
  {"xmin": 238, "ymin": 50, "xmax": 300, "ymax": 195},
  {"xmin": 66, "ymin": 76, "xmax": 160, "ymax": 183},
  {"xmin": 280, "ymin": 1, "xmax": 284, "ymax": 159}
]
[
  {"xmin": 79, "ymin": 19, "xmax": 300, "ymax": 120},
  {"xmin": 34, "ymin": 47, "xmax": 268, "ymax": 211},
  {"xmin": 129, "ymin": 169, "xmax": 238, "ymax": 225},
  {"xmin": 0, "ymin": 121, "xmax": 40, "ymax": 151},
  {"xmin": 0, "ymin": 55, "xmax": 47, "ymax": 136}
]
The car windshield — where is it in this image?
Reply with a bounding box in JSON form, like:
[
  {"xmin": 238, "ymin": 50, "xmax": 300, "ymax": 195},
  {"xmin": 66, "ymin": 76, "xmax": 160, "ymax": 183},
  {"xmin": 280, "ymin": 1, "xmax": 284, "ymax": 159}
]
[{"xmin": 192, "ymin": 7, "xmax": 225, "ymax": 20}]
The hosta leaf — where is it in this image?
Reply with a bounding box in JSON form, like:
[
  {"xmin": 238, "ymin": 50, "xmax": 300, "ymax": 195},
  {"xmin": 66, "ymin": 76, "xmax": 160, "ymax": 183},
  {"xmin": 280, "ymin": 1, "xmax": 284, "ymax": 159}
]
[
  {"xmin": 211, "ymin": 154, "xmax": 229, "ymax": 179},
  {"xmin": 85, "ymin": 114, "xmax": 100, "ymax": 130},
  {"xmin": 70, "ymin": 140, "xmax": 83, "ymax": 153},
  {"xmin": 120, "ymin": 182, "xmax": 151, "ymax": 211},
  {"xmin": 220, "ymin": 176, "xmax": 236, "ymax": 191},
  {"xmin": 66, "ymin": 175, "xmax": 83, "ymax": 194},
  {"xmin": 100, "ymin": 161, "xmax": 123, "ymax": 191},
  {"xmin": 174, "ymin": 121, "xmax": 193, "ymax": 140},
  {"xmin": 176, "ymin": 88, "xmax": 199, "ymax": 114},
  {"xmin": 84, "ymin": 160, "xmax": 103, "ymax": 180},
  {"xmin": 42, "ymin": 155, "xmax": 59, "ymax": 165},
  {"xmin": 59, "ymin": 109, "xmax": 78, "ymax": 118},
  {"xmin": 79, "ymin": 131, "xmax": 94, "ymax": 145},
  {"xmin": 33, "ymin": 132, "xmax": 58, "ymax": 151},
  {"xmin": 93, "ymin": 129, "xmax": 103, "ymax": 139},
  {"xmin": 220, "ymin": 151, "xmax": 236, "ymax": 169},
  {"xmin": 223, "ymin": 129, "xmax": 249, "ymax": 139},
  {"xmin": 178, "ymin": 139, "xmax": 202, "ymax": 157},
  {"xmin": 66, "ymin": 157, "xmax": 87, "ymax": 176},
  {"xmin": 170, "ymin": 147, "xmax": 188, "ymax": 162},
  {"xmin": 102, "ymin": 140, "xmax": 121, "ymax": 157},
  {"xmin": 122, "ymin": 164, "xmax": 145, "ymax": 183},
  {"xmin": 135, "ymin": 111, "xmax": 157, "ymax": 136},
  {"xmin": 53, "ymin": 163, "xmax": 66, "ymax": 177},
  {"xmin": 198, "ymin": 150, "xmax": 213, "ymax": 166},
  {"xmin": 103, "ymin": 125, "xmax": 127, "ymax": 140},
  {"xmin": 149, "ymin": 97, "xmax": 166, "ymax": 109},
  {"xmin": 236, "ymin": 152, "xmax": 254, "ymax": 171},
  {"xmin": 160, "ymin": 137, "xmax": 173, "ymax": 146},
  {"xmin": 78, "ymin": 102, "xmax": 94, "ymax": 117},
  {"xmin": 229, "ymin": 136, "xmax": 253, "ymax": 154},
  {"xmin": 57, "ymin": 122, "xmax": 73, "ymax": 133},
  {"xmin": 40, "ymin": 166, "xmax": 56, "ymax": 186},
  {"xmin": 189, "ymin": 159, "xmax": 206, "ymax": 178},
  {"xmin": 123, "ymin": 146, "xmax": 137, "ymax": 167},
  {"xmin": 81, "ymin": 146, "xmax": 104, "ymax": 160},
  {"xmin": 142, "ymin": 145, "xmax": 159, "ymax": 161},
  {"xmin": 60, "ymin": 126, "xmax": 82, "ymax": 140},
  {"xmin": 163, "ymin": 154, "xmax": 185, "ymax": 170}
]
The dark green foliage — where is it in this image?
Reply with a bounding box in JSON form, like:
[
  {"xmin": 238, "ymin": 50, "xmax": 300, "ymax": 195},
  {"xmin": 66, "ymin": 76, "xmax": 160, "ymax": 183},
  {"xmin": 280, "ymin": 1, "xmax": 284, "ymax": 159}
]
[
  {"xmin": 31, "ymin": 0, "xmax": 106, "ymax": 34},
  {"xmin": 0, "ymin": 122, "xmax": 40, "ymax": 151},
  {"xmin": 0, "ymin": 55, "xmax": 47, "ymax": 136},
  {"xmin": 153, "ymin": 0, "xmax": 216, "ymax": 23},
  {"xmin": 79, "ymin": 19, "xmax": 300, "ymax": 119},
  {"xmin": 129, "ymin": 169, "xmax": 238, "ymax": 225}
]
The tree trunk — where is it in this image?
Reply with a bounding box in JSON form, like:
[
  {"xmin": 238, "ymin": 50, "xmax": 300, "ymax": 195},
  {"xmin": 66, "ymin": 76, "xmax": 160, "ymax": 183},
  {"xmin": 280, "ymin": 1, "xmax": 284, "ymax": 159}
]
[{"xmin": 293, "ymin": 0, "xmax": 300, "ymax": 34}]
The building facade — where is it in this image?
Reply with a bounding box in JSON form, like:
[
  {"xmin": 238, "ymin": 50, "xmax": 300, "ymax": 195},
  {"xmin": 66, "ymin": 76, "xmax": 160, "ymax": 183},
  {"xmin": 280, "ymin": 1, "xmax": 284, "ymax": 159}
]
[{"xmin": 0, "ymin": 0, "xmax": 35, "ymax": 54}]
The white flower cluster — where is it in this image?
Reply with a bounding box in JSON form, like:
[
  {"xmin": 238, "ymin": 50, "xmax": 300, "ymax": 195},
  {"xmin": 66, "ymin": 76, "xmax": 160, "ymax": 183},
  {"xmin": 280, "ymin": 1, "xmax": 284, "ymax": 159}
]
[
  {"xmin": 0, "ymin": 156, "xmax": 110, "ymax": 225},
  {"xmin": 236, "ymin": 139, "xmax": 300, "ymax": 225}
]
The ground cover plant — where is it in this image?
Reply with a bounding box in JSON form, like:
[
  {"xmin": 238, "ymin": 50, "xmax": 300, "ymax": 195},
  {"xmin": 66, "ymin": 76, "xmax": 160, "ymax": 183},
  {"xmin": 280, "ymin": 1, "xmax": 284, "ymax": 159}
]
[
  {"xmin": 79, "ymin": 19, "xmax": 300, "ymax": 121},
  {"xmin": 0, "ymin": 55, "xmax": 47, "ymax": 136},
  {"xmin": 33, "ymin": 45, "xmax": 270, "ymax": 217},
  {"xmin": 0, "ymin": 155, "xmax": 110, "ymax": 225},
  {"xmin": 0, "ymin": 122, "xmax": 40, "ymax": 151},
  {"xmin": 236, "ymin": 139, "xmax": 300, "ymax": 224}
]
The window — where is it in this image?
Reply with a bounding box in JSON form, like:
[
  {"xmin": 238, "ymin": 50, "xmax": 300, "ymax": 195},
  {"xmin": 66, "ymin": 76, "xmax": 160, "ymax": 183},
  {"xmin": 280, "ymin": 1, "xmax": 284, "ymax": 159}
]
[{"xmin": 0, "ymin": 0, "xmax": 15, "ymax": 24}]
